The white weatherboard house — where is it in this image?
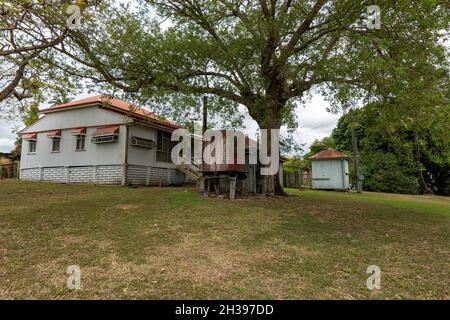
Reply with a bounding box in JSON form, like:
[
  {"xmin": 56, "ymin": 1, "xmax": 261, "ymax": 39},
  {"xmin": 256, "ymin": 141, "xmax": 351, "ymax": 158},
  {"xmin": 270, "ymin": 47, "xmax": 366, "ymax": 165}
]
[
  {"xmin": 19, "ymin": 95, "xmax": 187, "ymax": 186},
  {"xmin": 310, "ymin": 148, "xmax": 350, "ymax": 190}
]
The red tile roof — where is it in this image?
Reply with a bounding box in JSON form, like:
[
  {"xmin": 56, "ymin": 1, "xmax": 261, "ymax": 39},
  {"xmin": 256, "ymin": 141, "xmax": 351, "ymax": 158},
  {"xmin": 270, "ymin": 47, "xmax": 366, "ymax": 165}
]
[
  {"xmin": 40, "ymin": 95, "xmax": 180, "ymax": 130},
  {"xmin": 311, "ymin": 148, "xmax": 349, "ymax": 160}
]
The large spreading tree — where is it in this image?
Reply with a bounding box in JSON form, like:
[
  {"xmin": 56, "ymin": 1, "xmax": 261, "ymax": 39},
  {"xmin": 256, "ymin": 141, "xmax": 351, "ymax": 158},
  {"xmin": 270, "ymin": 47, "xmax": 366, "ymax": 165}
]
[{"xmin": 1, "ymin": 0, "xmax": 448, "ymax": 194}]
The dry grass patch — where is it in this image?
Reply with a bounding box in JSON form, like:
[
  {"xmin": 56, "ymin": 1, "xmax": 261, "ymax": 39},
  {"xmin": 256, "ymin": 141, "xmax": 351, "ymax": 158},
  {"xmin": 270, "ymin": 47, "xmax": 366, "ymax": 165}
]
[
  {"xmin": 115, "ymin": 204, "xmax": 141, "ymax": 210},
  {"xmin": 0, "ymin": 181, "xmax": 448, "ymax": 299}
]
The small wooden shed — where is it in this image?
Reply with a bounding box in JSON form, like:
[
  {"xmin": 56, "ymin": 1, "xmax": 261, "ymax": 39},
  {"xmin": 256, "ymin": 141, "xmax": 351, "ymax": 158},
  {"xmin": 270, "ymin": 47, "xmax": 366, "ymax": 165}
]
[
  {"xmin": 198, "ymin": 132, "xmax": 287, "ymax": 197},
  {"xmin": 310, "ymin": 148, "xmax": 350, "ymax": 190}
]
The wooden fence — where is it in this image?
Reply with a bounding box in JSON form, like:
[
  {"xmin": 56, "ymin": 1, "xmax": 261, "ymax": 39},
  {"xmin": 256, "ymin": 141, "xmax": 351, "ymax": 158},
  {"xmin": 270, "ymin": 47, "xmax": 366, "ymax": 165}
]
[
  {"xmin": 0, "ymin": 163, "xmax": 20, "ymax": 180},
  {"xmin": 283, "ymin": 171, "xmax": 312, "ymax": 189}
]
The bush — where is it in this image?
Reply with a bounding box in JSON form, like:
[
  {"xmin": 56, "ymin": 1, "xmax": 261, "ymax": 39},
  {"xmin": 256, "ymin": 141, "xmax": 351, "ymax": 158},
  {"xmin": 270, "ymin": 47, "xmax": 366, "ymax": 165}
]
[{"xmin": 361, "ymin": 152, "xmax": 420, "ymax": 194}]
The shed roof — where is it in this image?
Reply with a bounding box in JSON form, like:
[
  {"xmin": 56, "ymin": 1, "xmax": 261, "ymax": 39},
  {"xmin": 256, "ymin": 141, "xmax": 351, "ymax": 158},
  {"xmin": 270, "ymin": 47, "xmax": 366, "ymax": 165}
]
[{"xmin": 310, "ymin": 148, "xmax": 349, "ymax": 160}]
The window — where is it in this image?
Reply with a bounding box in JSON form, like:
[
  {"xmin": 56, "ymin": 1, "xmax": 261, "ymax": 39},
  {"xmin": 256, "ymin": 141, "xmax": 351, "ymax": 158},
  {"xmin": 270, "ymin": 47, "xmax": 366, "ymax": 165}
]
[
  {"xmin": 76, "ymin": 135, "xmax": 85, "ymax": 150},
  {"xmin": 29, "ymin": 140, "xmax": 37, "ymax": 153},
  {"xmin": 131, "ymin": 136, "xmax": 155, "ymax": 149},
  {"xmin": 52, "ymin": 138, "xmax": 60, "ymax": 152},
  {"xmin": 91, "ymin": 135, "xmax": 119, "ymax": 144},
  {"xmin": 91, "ymin": 126, "xmax": 119, "ymax": 144},
  {"xmin": 156, "ymin": 130, "xmax": 175, "ymax": 162}
]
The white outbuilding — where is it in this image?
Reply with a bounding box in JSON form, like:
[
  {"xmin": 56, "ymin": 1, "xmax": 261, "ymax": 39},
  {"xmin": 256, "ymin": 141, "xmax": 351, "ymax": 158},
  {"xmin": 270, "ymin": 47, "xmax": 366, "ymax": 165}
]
[{"xmin": 310, "ymin": 148, "xmax": 350, "ymax": 190}]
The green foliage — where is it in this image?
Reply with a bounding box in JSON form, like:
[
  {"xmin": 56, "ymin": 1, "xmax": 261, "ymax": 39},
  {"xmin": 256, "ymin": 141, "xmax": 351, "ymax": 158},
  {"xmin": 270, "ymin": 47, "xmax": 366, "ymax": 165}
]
[
  {"xmin": 361, "ymin": 151, "xmax": 420, "ymax": 194},
  {"xmin": 307, "ymin": 136, "xmax": 336, "ymax": 156},
  {"xmin": 13, "ymin": 0, "xmax": 445, "ymax": 133},
  {"xmin": 331, "ymin": 99, "xmax": 450, "ymax": 195},
  {"xmin": 20, "ymin": 102, "xmax": 39, "ymax": 127},
  {"xmin": 280, "ymin": 134, "xmax": 304, "ymax": 157},
  {"xmin": 283, "ymin": 157, "xmax": 310, "ymax": 174},
  {"xmin": 0, "ymin": 1, "xmax": 79, "ymax": 117}
]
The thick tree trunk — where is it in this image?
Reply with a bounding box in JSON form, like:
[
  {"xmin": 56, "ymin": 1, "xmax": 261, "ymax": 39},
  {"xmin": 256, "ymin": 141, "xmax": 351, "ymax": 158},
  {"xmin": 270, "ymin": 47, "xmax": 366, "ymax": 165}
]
[
  {"xmin": 260, "ymin": 175, "xmax": 274, "ymax": 194},
  {"xmin": 249, "ymin": 61, "xmax": 291, "ymax": 196},
  {"xmin": 254, "ymin": 112, "xmax": 287, "ymax": 196},
  {"xmin": 274, "ymin": 172, "xmax": 288, "ymax": 196}
]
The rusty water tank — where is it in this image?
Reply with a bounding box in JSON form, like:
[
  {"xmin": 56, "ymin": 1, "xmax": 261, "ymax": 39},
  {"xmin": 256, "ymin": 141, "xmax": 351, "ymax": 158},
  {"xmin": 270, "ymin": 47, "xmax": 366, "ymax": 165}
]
[{"xmin": 201, "ymin": 131, "xmax": 252, "ymax": 173}]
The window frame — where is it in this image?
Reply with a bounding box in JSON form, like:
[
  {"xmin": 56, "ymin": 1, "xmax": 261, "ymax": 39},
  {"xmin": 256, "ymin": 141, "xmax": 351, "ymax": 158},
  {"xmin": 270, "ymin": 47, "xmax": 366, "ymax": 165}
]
[
  {"xmin": 91, "ymin": 135, "xmax": 119, "ymax": 144},
  {"xmin": 76, "ymin": 135, "xmax": 86, "ymax": 151},
  {"xmin": 156, "ymin": 130, "xmax": 175, "ymax": 163},
  {"xmin": 131, "ymin": 136, "xmax": 156, "ymax": 149},
  {"xmin": 51, "ymin": 137, "xmax": 61, "ymax": 152},
  {"xmin": 28, "ymin": 139, "xmax": 37, "ymax": 153}
]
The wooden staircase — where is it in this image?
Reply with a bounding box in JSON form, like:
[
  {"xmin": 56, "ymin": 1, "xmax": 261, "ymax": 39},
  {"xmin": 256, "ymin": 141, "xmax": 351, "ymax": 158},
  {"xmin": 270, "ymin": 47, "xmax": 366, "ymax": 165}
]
[
  {"xmin": 177, "ymin": 155, "xmax": 202, "ymax": 181},
  {"xmin": 178, "ymin": 163, "xmax": 202, "ymax": 181}
]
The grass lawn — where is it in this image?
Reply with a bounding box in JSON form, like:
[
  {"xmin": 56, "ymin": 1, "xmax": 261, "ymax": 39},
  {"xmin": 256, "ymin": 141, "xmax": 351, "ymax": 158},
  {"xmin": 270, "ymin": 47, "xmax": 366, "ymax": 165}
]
[{"xmin": 0, "ymin": 180, "xmax": 448, "ymax": 299}]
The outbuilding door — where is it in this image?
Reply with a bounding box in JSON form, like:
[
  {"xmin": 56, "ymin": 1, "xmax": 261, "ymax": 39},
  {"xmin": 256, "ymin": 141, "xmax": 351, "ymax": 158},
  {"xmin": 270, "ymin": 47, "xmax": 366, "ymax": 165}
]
[{"xmin": 312, "ymin": 161, "xmax": 332, "ymax": 189}]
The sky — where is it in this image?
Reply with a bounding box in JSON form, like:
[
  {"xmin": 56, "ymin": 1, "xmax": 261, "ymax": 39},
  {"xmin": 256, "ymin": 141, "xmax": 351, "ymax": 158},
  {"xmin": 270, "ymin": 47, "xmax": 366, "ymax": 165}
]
[
  {"xmin": 240, "ymin": 95, "xmax": 341, "ymax": 153},
  {"xmin": 0, "ymin": 120, "xmax": 17, "ymax": 153},
  {"xmin": 0, "ymin": 93, "xmax": 341, "ymax": 154}
]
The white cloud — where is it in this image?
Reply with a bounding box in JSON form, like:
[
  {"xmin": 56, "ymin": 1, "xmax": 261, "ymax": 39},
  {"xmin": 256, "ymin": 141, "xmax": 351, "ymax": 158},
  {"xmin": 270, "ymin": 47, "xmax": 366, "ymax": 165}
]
[
  {"xmin": 239, "ymin": 95, "xmax": 340, "ymax": 153},
  {"xmin": 294, "ymin": 95, "xmax": 341, "ymax": 151},
  {"xmin": 0, "ymin": 121, "xmax": 18, "ymax": 153}
]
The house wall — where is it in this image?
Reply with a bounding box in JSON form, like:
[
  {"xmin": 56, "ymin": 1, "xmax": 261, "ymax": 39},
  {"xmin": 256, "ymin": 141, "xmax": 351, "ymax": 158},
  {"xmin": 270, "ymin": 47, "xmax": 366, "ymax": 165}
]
[
  {"xmin": 19, "ymin": 108, "xmax": 187, "ymax": 186},
  {"xmin": 311, "ymin": 159, "xmax": 349, "ymax": 190},
  {"xmin": 20, "ymin": 124, "xmax": 126, "ymax": 185},
  {"xmin": 126, "ymin": 125, "xmax": 186, "ymax": 185},
  {"xmin": 20, "ymin": 107, "xmax": 128, "ymax": 168},
  {"xmin": 20, "ymin": 107, "xmax": 127, "ymax": 185},
  {"xmin": 20, "ymin": 125, "xmax": 127, "ymax": 169}
]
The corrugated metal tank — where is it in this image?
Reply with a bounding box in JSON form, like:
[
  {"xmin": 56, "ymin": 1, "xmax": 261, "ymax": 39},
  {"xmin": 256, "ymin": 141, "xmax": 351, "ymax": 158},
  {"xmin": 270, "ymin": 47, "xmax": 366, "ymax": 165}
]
[{"xmin": 202, "ymin": 132, "xmax": 249, "ymax": 173}]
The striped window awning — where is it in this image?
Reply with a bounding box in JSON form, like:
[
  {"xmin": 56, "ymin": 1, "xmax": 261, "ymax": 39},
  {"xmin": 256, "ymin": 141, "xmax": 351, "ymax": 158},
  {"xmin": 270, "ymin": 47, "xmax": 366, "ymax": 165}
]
[
  {"xmin": 46, "ymin": 130, "xmax": 61, "ymax": 138},
  {"xmin": 22, "ymin": 133, "xmax": 37, "ymax": 140},
  {"xmin": 92, "ymin": 125, "xmax": 119, "ymax": 137},
  {"xmin": 70, "ymin": 127, "xmax": 86, "ymax": 135}
]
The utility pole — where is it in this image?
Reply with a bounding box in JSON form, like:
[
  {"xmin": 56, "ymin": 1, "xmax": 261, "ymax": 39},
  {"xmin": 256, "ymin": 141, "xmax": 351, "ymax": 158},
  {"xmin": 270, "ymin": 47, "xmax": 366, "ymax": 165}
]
[
  {"xmin": 202, "ymin": 65, "xmax": 209, "ymax": 135},
  {"xmin": 202, "ymin": 95, "xmax": 208, "ymax": 134},
  {"xmin": 351, "ymin": 126, "xmax": 362, "ymax": 193},
  {"xmin": 199, "ymin": 69, "xmax": 209, "ymax": 192},
  {"xmin": 201, "ymin": 95, "xmax": 208, "ymax": 171},
  {"xmin": 199, "ymin": 95, "xmax": 208, "ymax": 190}
]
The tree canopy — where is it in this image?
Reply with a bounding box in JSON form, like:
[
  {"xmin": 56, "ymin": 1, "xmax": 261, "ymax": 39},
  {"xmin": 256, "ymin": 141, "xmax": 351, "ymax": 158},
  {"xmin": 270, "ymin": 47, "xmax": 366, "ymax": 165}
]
[
  {"xmin": 3, "ymin": 1, "xmax": 447, "ymax": 124},
  {"xmin": 331, "ymin": 98, "xmax": 450, "ymax": 195}
]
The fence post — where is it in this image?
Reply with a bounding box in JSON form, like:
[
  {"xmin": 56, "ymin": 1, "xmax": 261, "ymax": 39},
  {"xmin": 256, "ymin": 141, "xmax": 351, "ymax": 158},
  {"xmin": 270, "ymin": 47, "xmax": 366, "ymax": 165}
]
[{"xmin": 300, "ymin": 171, "xmax": 303, "ymax": 188}]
